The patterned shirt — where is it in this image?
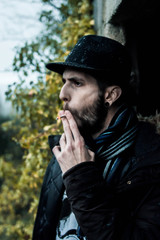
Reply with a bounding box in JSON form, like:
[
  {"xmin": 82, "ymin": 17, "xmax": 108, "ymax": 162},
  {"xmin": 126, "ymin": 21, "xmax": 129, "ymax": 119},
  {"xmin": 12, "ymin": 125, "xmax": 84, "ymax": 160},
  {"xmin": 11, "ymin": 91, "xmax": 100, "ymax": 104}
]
[{"xmin": 55, "ymin": 191, "xmax": 86, "ymax": 240}]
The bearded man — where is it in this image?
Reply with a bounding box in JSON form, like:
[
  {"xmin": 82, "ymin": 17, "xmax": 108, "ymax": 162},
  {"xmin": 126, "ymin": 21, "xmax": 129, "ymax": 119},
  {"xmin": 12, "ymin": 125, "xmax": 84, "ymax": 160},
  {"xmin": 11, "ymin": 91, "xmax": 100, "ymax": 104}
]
[{"xmin": 32, "ymin": 35, "xmax": 160, "ymax": 240}]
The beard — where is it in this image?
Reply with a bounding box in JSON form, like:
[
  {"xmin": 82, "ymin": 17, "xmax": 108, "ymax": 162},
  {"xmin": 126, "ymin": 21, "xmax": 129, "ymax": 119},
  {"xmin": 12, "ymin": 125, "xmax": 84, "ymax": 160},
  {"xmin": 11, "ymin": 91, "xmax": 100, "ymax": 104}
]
[{"xmin": 64, "ymin": 92, "xmax": 108, "ymax": 137}]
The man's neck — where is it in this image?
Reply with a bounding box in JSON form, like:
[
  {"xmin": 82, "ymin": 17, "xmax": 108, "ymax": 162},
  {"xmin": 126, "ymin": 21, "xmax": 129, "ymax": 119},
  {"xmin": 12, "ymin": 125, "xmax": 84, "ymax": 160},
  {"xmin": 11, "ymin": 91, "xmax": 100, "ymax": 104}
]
[{"xmin": 92, "ymin": 105, "xmax": 119, "ymax": 139}]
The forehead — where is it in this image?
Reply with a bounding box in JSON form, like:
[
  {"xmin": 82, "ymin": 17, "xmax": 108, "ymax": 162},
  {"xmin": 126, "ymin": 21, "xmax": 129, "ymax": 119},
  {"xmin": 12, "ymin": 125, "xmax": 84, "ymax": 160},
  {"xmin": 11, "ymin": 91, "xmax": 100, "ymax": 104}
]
[{"xmin": 62, "ymin": 69, "xmax": 97, "ymax": 84}]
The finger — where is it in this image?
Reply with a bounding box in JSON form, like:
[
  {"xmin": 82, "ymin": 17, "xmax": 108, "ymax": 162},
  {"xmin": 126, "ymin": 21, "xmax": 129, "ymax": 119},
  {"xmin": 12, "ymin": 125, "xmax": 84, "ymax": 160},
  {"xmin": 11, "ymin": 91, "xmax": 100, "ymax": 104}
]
[
  {"xmin": 65, "ymin": 110, "xmax": 81, "ymax": 141},
  {"xmin": 59, "ymin": 133, "xmax": 66, "ymax": 149},
  {"xmin": 59, "ymin": 110, "xmax": 65, "ymax": 119},
  {"xmin": 61, "ymin": 115, "xmax": 73, "ymax": 145},
  {"xmin": 52, "ymin": 145, "xmax": 61, "ymax": 157}
]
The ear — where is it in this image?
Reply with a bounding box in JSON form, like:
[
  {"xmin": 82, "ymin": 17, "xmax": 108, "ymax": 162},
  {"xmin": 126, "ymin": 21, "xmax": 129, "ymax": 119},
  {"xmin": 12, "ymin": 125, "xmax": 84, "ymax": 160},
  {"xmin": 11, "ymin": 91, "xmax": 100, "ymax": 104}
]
[{"xmin": 104, "ymin": 86, "xmax": 122, "ymax": 106}]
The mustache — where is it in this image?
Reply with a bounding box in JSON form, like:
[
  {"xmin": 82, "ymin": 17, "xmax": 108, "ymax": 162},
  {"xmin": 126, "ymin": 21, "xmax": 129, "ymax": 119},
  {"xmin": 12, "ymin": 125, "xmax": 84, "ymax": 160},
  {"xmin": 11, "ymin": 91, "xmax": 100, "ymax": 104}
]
[
  {"xmin": 63, "ymin": 104, "xmax": 81, "ymax": 122},
  {"xmin": 63, "ymin": 104, "xmax": 73, "ymax": 113},
  {"xmin": 63, "ymin": 104, "xmax": 68, "ymax": 111}
]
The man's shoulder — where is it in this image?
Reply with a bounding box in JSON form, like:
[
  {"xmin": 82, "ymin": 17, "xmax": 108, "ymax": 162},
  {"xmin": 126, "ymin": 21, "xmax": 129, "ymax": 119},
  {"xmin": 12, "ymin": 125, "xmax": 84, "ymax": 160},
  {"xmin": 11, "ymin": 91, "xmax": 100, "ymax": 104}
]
[
  {"xmin": 135, "ymin": 120, "xmax": 160, "ymax": 158},
  {"xmin": 40, "ymin": 135, "xmax": 62, "ymax": 192},
  {"xmin": 118, "ymin": 121, "xmax": 160, "ymax": 192}
]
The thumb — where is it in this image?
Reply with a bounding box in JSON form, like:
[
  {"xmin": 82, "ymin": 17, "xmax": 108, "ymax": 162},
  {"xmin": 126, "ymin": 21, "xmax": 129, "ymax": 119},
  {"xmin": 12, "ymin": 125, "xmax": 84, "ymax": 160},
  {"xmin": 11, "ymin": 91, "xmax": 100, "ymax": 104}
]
[
  {"xmin": 88, "ymin": 149, "xmax": 95, "ymax": 161},
  {"xmin": 52, "ymin": 145, "xmax": 61, "ymax": 158}
]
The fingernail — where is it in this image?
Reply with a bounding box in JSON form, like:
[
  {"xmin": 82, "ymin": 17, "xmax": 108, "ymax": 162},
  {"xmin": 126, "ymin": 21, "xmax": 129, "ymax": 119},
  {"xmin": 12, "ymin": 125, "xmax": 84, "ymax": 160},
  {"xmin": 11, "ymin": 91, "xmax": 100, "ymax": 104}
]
[
  {"xmin": 56, "ymin": 110, "xmax": 66, "ymax": 120},
  {"xmin": 64, "ymin": 110, "xmax": 69, "ymax": 115},
  {"xmin": 59, "ymin": 110, "xmax": 65, "ymax": 116}
]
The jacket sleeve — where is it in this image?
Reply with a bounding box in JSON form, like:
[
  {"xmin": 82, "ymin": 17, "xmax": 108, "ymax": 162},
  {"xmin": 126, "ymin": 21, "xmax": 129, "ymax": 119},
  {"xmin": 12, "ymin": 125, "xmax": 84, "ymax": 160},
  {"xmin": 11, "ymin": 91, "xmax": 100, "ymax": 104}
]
[
  {"xmin": 63, "ymin": 161, "xmax": 160, "ymax": 240},
  {"xmin": 63, "ymin": 162, "xmax": 121, "ymax": 240}
]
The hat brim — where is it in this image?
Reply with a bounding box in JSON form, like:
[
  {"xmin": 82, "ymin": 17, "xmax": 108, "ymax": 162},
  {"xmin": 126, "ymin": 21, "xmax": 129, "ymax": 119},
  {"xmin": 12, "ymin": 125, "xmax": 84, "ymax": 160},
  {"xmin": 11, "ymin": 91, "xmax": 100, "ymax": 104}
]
[{"xmin": 46, "ymin": 62, "xmax": 106, "ymax": 75}]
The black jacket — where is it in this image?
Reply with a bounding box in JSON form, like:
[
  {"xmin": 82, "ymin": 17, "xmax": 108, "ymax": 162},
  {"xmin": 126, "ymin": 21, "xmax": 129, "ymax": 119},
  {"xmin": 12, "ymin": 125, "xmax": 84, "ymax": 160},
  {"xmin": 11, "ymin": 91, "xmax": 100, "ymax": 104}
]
[{"xmin": 32, "ymin": 122, "xmax": 160, "ymax": 240}]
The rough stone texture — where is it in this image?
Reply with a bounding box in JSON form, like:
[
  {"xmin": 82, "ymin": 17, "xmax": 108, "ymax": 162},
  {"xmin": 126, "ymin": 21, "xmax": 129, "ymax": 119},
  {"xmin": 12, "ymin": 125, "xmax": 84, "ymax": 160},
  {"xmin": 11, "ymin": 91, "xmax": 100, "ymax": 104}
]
[
  {"xmin": 94, "ymin": 0, "xmax": 125, "ymax": 44},
  {"xmin": 103, "ymin": 0, "xmax": 122, "ymax": 22},
  {"xmin": 103, "ymin": 23, "xmax": 125, "ymax": 45}
]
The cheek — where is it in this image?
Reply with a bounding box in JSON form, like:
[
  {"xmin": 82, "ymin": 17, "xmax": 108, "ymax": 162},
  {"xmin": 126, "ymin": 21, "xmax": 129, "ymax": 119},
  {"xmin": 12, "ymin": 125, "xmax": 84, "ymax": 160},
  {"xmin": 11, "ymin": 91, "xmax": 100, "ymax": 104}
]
[
  {"xmin": 88, "ymin": 90, "xmax": 100, "ymax": 102},
  {"xmin": 75, "ymin": 89, "xmax": 100, "ymax": 107}
]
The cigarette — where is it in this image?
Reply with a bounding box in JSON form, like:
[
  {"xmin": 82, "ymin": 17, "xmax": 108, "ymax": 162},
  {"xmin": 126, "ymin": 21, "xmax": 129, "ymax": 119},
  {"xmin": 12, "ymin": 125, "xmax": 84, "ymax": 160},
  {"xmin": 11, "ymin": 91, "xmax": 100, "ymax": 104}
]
[{"xmin": 56, "ymin": 115, "xmax": 66, "ymax": 120}]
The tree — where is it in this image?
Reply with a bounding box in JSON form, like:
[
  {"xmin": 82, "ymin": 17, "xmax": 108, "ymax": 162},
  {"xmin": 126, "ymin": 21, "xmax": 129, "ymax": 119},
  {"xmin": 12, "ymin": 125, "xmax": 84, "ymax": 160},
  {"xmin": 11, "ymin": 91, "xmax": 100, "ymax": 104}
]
[{"xmin": 0, "ymin": 0, "xmax": 95, "ymax": 239}]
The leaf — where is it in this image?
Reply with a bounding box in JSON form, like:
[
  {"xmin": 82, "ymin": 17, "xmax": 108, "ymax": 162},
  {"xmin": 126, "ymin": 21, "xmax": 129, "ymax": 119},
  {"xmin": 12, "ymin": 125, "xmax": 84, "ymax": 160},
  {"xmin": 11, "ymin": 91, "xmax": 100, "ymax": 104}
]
[{"xmin": 1, "ymin": 0, "xmax": 95, "ymax": 239}]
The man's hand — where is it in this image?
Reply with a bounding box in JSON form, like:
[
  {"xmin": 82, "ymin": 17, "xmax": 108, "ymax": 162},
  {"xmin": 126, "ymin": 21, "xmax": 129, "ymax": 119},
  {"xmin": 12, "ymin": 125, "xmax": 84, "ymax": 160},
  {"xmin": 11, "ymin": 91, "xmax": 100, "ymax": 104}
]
[{"xmin": 53, "ymin": 110, "xmax": 95, "ymax": 174}]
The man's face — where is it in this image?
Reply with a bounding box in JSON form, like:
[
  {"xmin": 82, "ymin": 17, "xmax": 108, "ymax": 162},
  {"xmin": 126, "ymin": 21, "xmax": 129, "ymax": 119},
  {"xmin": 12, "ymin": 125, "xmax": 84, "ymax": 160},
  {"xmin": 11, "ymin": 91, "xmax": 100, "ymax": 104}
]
[{"xmin": 59, "ymin": 69, "xmax": 108, "ymax": 136}]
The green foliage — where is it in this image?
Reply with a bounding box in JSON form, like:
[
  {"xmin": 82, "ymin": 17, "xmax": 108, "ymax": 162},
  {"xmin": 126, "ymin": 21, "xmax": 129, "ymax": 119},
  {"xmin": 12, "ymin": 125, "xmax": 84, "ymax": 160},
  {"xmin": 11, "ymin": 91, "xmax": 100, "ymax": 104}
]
[{"xmin": 0, "ymin": 0, "xmax": 95, "ymax": 239}]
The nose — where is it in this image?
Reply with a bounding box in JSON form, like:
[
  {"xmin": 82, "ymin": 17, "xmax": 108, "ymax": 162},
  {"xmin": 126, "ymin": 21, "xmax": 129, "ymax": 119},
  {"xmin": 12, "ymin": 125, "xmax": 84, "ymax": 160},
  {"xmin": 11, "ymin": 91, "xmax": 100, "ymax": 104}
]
[{"xmin": 59, "ymin": 84, "xmax": 70, "ymax": 103}]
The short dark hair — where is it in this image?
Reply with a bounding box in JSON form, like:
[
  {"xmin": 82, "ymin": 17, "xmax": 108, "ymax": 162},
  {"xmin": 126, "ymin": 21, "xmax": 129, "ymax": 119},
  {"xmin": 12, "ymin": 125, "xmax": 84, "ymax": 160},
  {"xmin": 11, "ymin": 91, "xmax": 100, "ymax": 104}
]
[{"xmin": 90, "ymin": 71, "xmax": 136, "ymax": 107}]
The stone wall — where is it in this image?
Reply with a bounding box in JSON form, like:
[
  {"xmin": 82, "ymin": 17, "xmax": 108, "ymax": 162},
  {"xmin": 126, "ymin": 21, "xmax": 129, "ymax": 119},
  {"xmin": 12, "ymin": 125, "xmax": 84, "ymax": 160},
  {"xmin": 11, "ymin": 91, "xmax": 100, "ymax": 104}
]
[
  {"xmin": 93, "ymin": 0, "xmax": 160, "ymax": 116},
  {"xmin": 94, "ymin": 0, "xmax": 125, "ymax": 44}
]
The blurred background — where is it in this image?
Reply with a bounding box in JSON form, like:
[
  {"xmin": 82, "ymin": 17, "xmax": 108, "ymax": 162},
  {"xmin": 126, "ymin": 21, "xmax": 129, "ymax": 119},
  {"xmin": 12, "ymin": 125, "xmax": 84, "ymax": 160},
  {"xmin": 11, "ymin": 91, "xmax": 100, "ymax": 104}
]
[
  {"xmin": 0, "ymin": 0, "xmax": 94, "ymax": 239},
  {"xmin": 0, "ymin": 0, "xmax": 49, "ymax": 118}
]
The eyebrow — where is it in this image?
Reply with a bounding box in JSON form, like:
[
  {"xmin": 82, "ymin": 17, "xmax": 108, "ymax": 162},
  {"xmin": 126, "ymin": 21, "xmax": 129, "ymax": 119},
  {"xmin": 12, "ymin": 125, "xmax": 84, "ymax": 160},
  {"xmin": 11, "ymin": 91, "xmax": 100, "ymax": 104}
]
[{"xmin": 62, "ymin": 76, "xmax": 85, "ymax": 83}]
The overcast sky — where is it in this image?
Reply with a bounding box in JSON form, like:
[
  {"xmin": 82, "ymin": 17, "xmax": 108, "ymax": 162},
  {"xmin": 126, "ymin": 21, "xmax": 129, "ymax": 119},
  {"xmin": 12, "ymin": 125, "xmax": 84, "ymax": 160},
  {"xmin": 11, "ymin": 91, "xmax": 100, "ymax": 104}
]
[{"xmin": 0, "ymin": 0, "xmax": 52, "ymax": 116}]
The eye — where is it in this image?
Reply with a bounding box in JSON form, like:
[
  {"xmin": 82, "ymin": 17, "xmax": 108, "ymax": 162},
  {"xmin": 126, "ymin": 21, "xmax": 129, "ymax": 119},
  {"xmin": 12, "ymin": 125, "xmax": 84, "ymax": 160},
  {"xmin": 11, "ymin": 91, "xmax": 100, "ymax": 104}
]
[
  {"xmin": 74, "ymin": 81, "xmax": 82, "ymax": 87},
  {"xmin": 62, "ymin": 78, "xmax": 66, "ymax": 84}
]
